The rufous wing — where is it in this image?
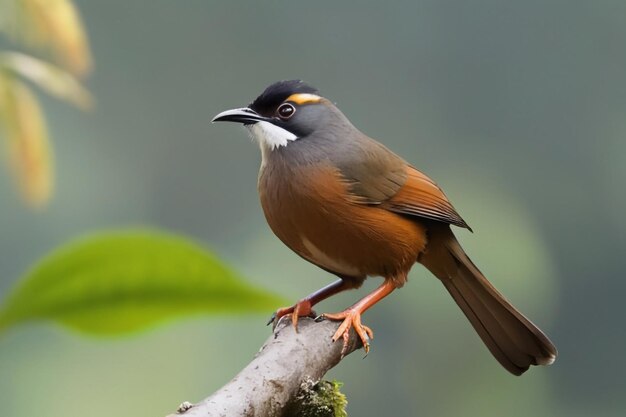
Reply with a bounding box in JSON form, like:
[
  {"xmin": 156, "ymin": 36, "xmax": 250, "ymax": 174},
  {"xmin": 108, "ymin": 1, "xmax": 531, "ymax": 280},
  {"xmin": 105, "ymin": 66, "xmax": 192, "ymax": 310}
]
[
  {"xmin": 382, "ymin": 166, "xmax": 471, "ymax": 230},
  {"xmin": 336, "ymin": 138, "xmax": 470, "ymax": 230}
]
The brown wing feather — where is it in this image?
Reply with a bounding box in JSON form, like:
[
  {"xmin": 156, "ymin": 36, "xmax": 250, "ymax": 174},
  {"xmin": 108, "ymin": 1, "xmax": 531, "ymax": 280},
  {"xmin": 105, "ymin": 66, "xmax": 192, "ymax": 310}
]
[
  {"xmin": 382, "ymin": 166, "xmax": 471, "ymax": 230},
  {"xmin": 336, "ymin": 140, "xmax": 408, "ymax": 203},
  {"xmin": 335, "ymin": 135, "xmax": 470, "ymax": 230}
]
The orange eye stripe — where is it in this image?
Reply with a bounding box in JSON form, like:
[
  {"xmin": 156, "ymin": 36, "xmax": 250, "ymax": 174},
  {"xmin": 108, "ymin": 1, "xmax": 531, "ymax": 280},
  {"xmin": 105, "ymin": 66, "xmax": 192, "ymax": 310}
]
[{"xmin": 286, "ymin": 93, "xmax": 322, "ymax": 105}]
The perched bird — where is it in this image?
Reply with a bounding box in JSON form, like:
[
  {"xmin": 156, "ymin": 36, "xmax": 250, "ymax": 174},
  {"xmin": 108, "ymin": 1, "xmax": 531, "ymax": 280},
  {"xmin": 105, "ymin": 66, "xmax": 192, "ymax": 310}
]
[{"xmin": 212, "ymin": 80, "xmax": 557, "ymax": 375}]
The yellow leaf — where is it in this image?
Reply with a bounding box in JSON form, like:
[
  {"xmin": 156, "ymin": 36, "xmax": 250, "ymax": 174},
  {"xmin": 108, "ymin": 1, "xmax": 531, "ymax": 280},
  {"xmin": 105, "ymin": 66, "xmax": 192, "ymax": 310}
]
[
  {"xmin": 0, "ymin": 72, "xmax": 54, "ymax": 208},
  {"xmin": 19, "ymin": 0, "xmax": 92, "ymax": 76},
  {"xmin": 0, "ymin": 51, "xmax": 93, "ymax": 109}
]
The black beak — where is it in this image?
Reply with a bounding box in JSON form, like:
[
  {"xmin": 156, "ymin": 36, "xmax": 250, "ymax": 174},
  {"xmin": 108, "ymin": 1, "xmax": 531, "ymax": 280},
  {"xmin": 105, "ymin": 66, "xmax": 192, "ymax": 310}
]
[{"xmin": 211, "ymin": 107, "xmax": 266, "ymax": 125}]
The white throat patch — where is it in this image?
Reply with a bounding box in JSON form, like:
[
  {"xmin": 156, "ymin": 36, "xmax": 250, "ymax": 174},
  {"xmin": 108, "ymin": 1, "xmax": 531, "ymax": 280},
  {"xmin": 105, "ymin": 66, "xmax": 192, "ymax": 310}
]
[{"xmin": 246, "ymin": 121, "xmax": 297, "ymax": 151}]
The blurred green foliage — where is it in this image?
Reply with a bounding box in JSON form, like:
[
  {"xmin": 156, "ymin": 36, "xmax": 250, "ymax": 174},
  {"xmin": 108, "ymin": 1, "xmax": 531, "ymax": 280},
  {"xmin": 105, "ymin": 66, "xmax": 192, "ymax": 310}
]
[{"xmin": 0, "ymin": 230, "xmax": 286, "ymax": 335}]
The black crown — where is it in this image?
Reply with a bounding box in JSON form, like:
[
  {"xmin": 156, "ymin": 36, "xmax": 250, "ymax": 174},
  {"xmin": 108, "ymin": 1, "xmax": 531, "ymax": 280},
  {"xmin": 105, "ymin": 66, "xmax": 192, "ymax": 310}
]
[{"xmin": 250, "ymin": 80, "xmax": 319, "ymax": 114}]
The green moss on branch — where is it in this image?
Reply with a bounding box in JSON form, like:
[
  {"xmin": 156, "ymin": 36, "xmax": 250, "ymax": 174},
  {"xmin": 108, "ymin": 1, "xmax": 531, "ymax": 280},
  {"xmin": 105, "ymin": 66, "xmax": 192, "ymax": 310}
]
[{"xmin": 288, "ymin": 379, "xmax": 348, "ymax": 417}]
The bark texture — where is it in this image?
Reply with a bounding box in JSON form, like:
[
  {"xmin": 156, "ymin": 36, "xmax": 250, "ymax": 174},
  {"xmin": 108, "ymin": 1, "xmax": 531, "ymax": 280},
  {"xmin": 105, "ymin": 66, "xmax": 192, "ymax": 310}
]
[{"xmin": 166, "ymin": 317, "xmax": 361, "ymax": 417}]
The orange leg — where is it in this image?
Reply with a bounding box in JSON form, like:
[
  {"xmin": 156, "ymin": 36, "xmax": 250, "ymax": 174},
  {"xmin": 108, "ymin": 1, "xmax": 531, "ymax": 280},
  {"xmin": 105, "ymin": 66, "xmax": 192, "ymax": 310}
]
[
  {"xmin": 268, "ymin": 279, "xmax": 357, "ymax": 331},
  {"xmin": 319, "ymin": 279, "xmax": 398, "ymax": 357}
]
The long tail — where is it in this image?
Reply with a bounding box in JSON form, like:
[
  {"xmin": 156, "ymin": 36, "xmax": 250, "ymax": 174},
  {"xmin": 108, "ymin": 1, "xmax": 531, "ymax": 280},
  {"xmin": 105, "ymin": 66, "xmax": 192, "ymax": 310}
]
[{"xmin": 420, "ymin": 226, "xmax": 557, "ymax": 375}]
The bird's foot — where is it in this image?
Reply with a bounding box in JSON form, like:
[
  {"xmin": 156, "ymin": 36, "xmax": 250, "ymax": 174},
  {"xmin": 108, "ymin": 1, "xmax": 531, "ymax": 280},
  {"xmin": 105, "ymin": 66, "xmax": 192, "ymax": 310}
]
[
  {"xmin": 266, "ymin": 299, "xmax": 316, "ymax": 331},
  {"xmin": 318, "ymin": 309, "xmax": 373, "ymax": 358}
]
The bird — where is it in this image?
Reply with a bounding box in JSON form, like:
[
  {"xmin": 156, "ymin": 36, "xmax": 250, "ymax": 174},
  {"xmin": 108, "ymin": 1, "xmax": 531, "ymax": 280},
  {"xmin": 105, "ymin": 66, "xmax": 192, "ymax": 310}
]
[{"xmin": 212, "ymin": 80, "xmax": 557, "ymax": 375}]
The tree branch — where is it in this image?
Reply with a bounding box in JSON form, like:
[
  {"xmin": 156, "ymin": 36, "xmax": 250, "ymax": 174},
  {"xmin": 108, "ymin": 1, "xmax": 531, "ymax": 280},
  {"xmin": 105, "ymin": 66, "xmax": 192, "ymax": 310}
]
[{"xmin": 167, "ymin": 317, "xmax": 361, "ymax": 417}]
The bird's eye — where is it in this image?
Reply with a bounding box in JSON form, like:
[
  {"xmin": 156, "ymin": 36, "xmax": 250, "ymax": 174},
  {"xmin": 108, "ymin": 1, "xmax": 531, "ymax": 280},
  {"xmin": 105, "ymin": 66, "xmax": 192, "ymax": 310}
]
[{"xmin": 277, "ymin": 103, "xmax": 296, "ymax": 120}]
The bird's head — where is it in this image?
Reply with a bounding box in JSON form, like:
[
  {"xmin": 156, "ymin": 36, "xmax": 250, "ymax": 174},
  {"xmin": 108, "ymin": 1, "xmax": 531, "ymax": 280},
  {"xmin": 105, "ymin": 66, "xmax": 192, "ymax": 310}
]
[{"xmin": 212, "ymin": 80, "xmax": 346, "ymax": 151}]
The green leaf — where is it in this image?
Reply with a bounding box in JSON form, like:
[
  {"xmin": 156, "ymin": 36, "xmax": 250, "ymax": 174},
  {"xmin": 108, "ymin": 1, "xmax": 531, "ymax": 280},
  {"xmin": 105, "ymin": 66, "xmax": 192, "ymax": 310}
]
[{"xmin": 0, "ymin": 230, "xmax": 287, "ymax": 335}]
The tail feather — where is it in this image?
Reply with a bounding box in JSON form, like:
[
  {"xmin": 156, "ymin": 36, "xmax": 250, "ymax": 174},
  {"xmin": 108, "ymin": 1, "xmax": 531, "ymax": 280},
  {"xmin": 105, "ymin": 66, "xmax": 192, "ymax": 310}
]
[
  {"xmin": 441, "ymin": 276, "xmax": 529, "ymax": 374},
  {"xmin": 421, "ymin": 226, "xmax": 557, "ymax": 375}
]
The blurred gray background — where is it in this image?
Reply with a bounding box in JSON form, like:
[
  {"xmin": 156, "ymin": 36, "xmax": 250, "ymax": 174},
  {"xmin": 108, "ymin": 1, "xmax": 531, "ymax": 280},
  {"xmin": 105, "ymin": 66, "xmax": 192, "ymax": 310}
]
[{"xmin": 1, "ymin": 1, "xmax": 625, "ymax": 416}]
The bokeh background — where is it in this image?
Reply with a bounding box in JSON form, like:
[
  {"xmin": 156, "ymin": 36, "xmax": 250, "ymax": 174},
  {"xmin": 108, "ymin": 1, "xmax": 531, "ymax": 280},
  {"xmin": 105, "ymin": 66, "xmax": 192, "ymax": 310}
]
[{"xmin": 1, "ymin": 1, "xmax": 625, "ymax": 416}]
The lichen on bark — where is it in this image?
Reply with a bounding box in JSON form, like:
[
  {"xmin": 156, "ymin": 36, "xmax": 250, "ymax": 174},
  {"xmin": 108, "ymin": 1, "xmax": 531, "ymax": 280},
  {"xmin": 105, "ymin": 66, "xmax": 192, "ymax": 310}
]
[{"xmin": 287, "ymin": 378, "xmax": 348, "ymax": 417}]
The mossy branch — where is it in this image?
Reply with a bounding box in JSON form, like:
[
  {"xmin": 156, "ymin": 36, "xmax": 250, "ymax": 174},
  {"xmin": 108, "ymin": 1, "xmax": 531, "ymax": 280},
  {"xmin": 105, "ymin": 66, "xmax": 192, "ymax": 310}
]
[{"xmin": 166, "ymin": 318, "xmax": 361, "ymax": 417}]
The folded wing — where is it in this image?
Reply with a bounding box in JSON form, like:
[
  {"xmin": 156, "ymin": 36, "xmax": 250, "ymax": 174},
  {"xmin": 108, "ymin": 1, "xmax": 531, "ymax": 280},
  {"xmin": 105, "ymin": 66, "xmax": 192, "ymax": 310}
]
[{"xmin": 336, "ymin": 139, "xmax": 470, "ymax": 230}]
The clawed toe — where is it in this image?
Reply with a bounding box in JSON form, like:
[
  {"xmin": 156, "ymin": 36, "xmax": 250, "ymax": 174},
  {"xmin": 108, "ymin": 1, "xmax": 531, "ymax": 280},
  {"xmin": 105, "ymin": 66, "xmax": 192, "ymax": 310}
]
[
  {"xmin": 321, "ymin": 309, "xmax": 374, "ymax": 357},
  {"xmin": 267, "ymin": 300, "xmax": 315, "ymax": 331},
  {"xmin": 266, "ymin": 311, "xmax": 279, "ymax": 326}
]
